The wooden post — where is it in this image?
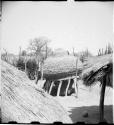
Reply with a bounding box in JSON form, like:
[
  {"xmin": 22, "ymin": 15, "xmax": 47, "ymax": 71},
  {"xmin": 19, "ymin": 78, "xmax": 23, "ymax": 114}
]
[
  {"xmin": 19, "ymin": 46, "xmax": 22, "ymax": 57},
  {"xmin": 57, "ymin": 80, "xmax": 62, "ymax": 96},
  {"xmin": 74, "ymin": 78, "xmax": 78, "ymax": 97},
  {"xmin": 45, "ymin": 43, "xmax": 48, "ymax": 59},
  {"xmin": 49, "ymin": 81, "xmax": 54, "ymax": 95},
  {"xmin": 65, "ymin": 79, "xmax": 70, "ymax": 96},
  {"xmin": 35, "ymin": 59, "xmax": 39, "ymax": 84},
  {"xmin": 41, "ymin": 62, "xmax": 44, "ymax": 80},
  {"xmin": 72, "ymin": 47, "xmax": 75, "ymax": 56},
  {"xmin": 99, "ymin": 75, "xmax": 106, "ymax": 122},
  {"xmin": 74, "ymin": 58, "xmax": 78, "ymax": 97},
  {"xmin": 25, "ymin": 55, "xmax": 27, "ymax": 74}
]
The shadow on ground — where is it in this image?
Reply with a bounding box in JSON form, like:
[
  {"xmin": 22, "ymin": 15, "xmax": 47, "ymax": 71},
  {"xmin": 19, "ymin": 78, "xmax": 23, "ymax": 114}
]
[{"xmin": 68, "ymin": 105, "xmax": 113, "ymax": 124}]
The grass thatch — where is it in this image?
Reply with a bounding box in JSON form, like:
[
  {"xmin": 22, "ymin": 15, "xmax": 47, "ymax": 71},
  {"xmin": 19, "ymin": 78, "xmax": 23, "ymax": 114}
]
[
  {"xmin": 1, "ymin": 53, "xmax": 18, "ymax": 66},
  {"xmin": 81, "ymin": 54, "xmax": 113, "ymax": 87},
  {"xmin": 1, "ymin": 60, "xmax": 72, "ymax": 123},
  {"xmin": 43, "ymin": 56, "xmax": 83, "ymax": 80}
]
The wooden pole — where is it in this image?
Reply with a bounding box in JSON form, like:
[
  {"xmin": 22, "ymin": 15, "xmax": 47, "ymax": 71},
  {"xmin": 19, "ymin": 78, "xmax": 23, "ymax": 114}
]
[
  {"xmin": 57, "ymin": 81, "xmax": 62, "ymax": 96},
  {"xmin": 74, "ymin": 58, "xmax": 78, "ymax": 97},
  {"xmin": 45, "ymin": 43, "xmax": 48, "ymax": 59},
  {"xmin": 41, "ymin": 62, "xmax": 44, "ymax": 80},
  {"xmin": 19, "ymin": 46, "xmax": 21, "ymax": 57},
  {"xmin": 72, "ymin": 47, "xmax": 75, "ymax": 56},
  {"xmin": 65, "ymin": 79, "xmax": 70, "ymax": 96},
  {"xmin": 35, "ymin": 58, "xmax": 39, "ymax": 84},
  {"xmin": 99, "ymin": 75, "xmax": 106, "ymax": 122},
  {"xmin": 25, "ymin": 55, "xmax": 27, "ymax": 74},
  {"xmin": 49, "ymin": 81, "xmax": 54, "ymax": 95}
]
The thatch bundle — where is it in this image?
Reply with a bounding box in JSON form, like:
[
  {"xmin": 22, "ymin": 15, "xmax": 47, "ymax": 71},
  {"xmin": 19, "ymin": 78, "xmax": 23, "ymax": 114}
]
[
  {"xmin": 43, "ymin": 56, "xmax": 83, "ymax": 80},
  {"xmin": 81, "ymin": 54, "xmax": 113, "ymax": 87},
  {"xmin": 1, "ymin": 53, "xmax": 18, "ymax": 66},
  {"xmin": 1, "ymin": 60, "xmax": 72, "ymax": 123}
]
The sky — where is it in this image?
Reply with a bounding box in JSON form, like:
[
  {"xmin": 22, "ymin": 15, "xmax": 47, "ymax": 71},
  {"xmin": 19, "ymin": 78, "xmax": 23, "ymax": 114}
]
[{"xmin": 1, "ymin": 1, "xmax": 113, "ymax": 55}]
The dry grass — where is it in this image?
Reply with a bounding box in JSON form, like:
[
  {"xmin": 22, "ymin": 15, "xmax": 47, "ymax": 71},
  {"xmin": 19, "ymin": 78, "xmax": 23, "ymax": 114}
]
[
  {"xmin": 1, "ymin": 60, "xmax": 72, "ymax": 123},
  {"xmin": 81, "ymin": 54, "xmax": 113, "ymax": 87},
  {"xmin": 43, "ymin": 56, "xmax": 83, "ymax": 80}
]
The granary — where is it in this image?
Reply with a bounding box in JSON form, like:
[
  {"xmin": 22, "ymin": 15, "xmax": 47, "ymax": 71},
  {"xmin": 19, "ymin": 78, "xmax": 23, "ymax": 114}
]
[
  {"xmin": 43, "ymin": 55, "xmax": 83, "ymax": 97},
  {"xmin": 81, "ymin": 54, "xmax": 113, "ymax": 122}
]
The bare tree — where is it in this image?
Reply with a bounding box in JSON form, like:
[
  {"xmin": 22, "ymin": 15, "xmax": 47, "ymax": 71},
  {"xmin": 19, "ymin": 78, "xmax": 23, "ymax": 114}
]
[{"xmin": 28, "ymin": 36, "xmax": 51, "ymax": 84}]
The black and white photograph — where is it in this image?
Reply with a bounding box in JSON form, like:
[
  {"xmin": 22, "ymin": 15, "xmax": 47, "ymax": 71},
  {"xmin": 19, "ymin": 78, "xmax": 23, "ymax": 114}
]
[{"xmin": 0, "ymin": 1, "xmax": 113, "ymax": 124}]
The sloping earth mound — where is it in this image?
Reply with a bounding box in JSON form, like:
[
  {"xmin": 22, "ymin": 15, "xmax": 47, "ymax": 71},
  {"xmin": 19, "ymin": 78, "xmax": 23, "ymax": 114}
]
[{"xmin": 1, "ymin": 60, "xmax": 72, "ymax": 123}]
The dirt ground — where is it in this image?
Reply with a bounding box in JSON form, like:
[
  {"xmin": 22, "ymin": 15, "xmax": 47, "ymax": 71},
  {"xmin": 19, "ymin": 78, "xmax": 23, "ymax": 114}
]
[{"xmin": 55, "ymin": 81, "xmax": 113, "ymax": 124}]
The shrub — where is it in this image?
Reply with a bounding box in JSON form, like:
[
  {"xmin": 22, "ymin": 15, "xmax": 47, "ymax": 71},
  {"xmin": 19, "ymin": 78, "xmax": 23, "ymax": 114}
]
[
  {"xmin": 79, "ymin": 49, "xmax": 92, "ymax": 63},
  {"xmin": 16, "ymin": 57, "xmax": 25, "ymax": 71},
  {"xmin": 26, "ymin": 59, "xmax": 38, "ymax": 80},
  {"xmin": 16, "ymin": 57, "xmax": 42, "ymax": 80}
]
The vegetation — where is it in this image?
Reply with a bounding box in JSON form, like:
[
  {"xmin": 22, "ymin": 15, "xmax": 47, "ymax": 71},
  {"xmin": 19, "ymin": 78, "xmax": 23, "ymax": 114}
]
[
  {"xmin": 1, "ymin": 49, "xmax": 18, "ymax": 67},
  {"xmin": 1, "ymin": 40, "xmax": 112, "ymax": 84},
  {"xmin": 79, "ymin": 49, "xmax": 92, "ymax": 63},
  {"xmin": 26, "ymin": 59, "xmax": 40, "ymax": 80},
  {"xmin": 16, "ymin": 57, "xmax": 25, "ymax": 71},
  {"xmin": 98, "ymin": 43, "xmax": 113, "ymax": 56},
  {"xmin": 27, "ymin": 37, "xmax": 51, "ymax": 83},
  {"xmin": 14, "ymin": 37, "xmax": 53, "ymax": 82}
]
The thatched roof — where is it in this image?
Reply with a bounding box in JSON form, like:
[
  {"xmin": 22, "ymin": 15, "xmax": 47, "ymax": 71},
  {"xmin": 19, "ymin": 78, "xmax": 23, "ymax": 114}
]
[
  {"xmin": 1, "ymin": 60, "xmax": 72, "ymax": 123},
  {"xmin": 43, "ymin": 56, "xmax": 83, "ymax": 80},
  {"xmin": 81, "ymin": 54, "xmax": 113, "ymax": 87}
]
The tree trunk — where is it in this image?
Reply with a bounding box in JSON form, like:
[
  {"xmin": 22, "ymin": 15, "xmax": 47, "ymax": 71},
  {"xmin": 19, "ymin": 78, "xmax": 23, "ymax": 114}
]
[{"xmin": 99, "ymin": 75, "xmax": 106, "ymax": 122}]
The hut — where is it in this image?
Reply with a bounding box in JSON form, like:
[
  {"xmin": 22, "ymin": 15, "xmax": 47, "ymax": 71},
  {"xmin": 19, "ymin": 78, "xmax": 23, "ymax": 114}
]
[
  {"xmin": 1, "ymin": 60, "xmax": 72, "ymax": 123},
  {"xmin": 43, "ymin": 56, "xmax": 83, "ymax": 97},
  {"xmin": 81, "ymin": 54, "xmax": 113, "ymax": 122}
]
